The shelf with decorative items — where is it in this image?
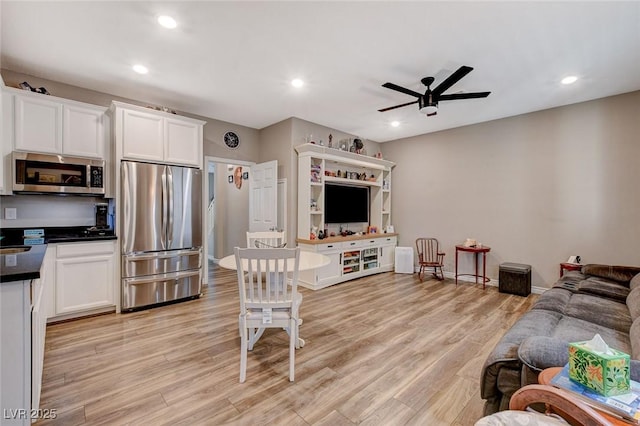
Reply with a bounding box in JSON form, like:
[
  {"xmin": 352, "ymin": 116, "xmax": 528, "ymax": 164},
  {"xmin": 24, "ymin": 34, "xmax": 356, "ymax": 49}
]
[
  {"xmin": 296, "ymin": 143, "xmax": 395, "ymax": 242},
  {"xmin": 295, "ymin": 143, "xmax": 397, "ymax": 289}
]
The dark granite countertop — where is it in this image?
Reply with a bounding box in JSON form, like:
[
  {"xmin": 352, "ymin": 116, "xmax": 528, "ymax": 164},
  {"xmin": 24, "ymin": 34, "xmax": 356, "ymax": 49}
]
[
  {"xmin": 0, "ymin": 244, "xmax": 47, "ymax": 283},
  {"xmin": 0, "ymin": 226, "xmax": 117, "ymax": 283}
]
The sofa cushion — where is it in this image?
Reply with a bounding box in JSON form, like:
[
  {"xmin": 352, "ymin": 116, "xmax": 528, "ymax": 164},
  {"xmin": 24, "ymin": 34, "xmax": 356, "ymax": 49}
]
[
  {"xmin": 563, "ymin": 294, "xmax": 631, "ymax": 333},
  {"xmin": 577, "ymin": 277, "xmax": 630, "ymax": 302},
  {"xmin": 552, "ymin": 315, "xmax": 632, "ymax": 355},
  {"xmin": 627, "ymin": 287, "xmax": 640, "ymax": 321},
  {"xmin": 581, "ymin": 264, "xmax": 640, "ymax": 284},
  {"xmin": 532, "ymin": 288, "xmax": 572, "ymax": 313},
  {"xmin": 631, "ymin": 273, "xmax": 640, "ymax": 291}
]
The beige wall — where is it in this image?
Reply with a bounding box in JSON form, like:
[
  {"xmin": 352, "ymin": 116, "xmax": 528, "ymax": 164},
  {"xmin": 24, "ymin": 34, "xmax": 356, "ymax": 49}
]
[
  {"xmin": 213, "ymin": 164, "xmax": 250, "ymax": 257},
  {"xmin": 383, "ymin": 90, "xmax": 640, "ymax": 289}
]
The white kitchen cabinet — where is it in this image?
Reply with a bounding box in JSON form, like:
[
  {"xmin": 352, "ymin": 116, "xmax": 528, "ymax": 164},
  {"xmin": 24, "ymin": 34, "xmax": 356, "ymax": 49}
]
[
  {"xmin": 63, "ymin": 103, "xmax": 106, "ymax": 158},
  {"xmin": 53, "ymin": 240, "xmax": 116, "ymax": 317},
  {"xmin": 165, "ymin": 116, "xmax": 201, "ymax": 166},
  {"xmin": 14, "ymin": 93, "xmax": 63, "ymax": 154},
  {"xmin": 112, "ymin": 101, "xmax": 205, "ymax": 168},
  {"xmin": 0, "ymin": 279, "xmax": 31, "ymax": 425},
  {"xmin": 120, "ymin": 107, "xmax": 164, "ymax": 161},
  {"xmin": 6, "ymin": 87, "xmax": 107, "ymax": 159},
  {"xmin": 0, "ymin": 260, "xmax": 50, "ymax": 425}
]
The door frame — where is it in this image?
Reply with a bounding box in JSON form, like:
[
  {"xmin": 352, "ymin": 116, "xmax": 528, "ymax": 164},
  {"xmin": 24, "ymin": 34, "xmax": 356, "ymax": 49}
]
[{"xmin": 202, "ymin": 156, "xmax": 254, "ymax": 285}]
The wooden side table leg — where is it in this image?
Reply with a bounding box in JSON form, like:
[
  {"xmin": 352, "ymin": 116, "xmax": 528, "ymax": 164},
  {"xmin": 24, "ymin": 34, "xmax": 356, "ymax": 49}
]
[
  {"xmin": 474, "ymin": 252, "xmax": 479, "ymax": 284},
  {"xmin": 482, "ymin": 252, "xmax": 487, "ymax": 290},
  {"xmin": 455, "ymin": 248, "xmax": 459, "ymax": 286}
]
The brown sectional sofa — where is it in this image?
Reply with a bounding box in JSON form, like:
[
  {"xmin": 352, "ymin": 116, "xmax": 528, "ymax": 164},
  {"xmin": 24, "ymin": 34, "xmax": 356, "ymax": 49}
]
[{"xmin": 480, "ymin": 264, "xmax": 640, "ymax": 415}]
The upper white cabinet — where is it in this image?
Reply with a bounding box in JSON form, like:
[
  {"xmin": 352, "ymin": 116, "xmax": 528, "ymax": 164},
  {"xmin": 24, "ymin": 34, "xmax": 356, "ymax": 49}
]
[
  {"xmin": 63, "ymin": 103, "xmax": 105, "ymax": 158},
  {"xmin": 4, "ymin": 87, "xmax": 107, "ymax": 159},
  {"xmin": 111, "ymin": 101, "xmax": 205, "ymax": 168},
  {"xmin": 15, "ymin": 94, "xmax": 63, "ymax": 153}
]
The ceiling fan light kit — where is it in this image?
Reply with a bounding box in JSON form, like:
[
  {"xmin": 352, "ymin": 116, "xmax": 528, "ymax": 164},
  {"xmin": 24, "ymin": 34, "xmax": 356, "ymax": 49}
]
[{"xmin": 379, "ymin": 65, "xmax": 490, "ymax": 117}]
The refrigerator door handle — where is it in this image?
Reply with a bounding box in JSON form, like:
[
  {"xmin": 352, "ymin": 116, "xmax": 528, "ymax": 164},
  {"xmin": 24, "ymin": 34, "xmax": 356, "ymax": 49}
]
[
  {"xmin": 123, "ymin": 248, "xmax": 201, "ymax": 261},
  {"xmin": 161, "ymin": 168, "xmax": 168, "ymax": 249},
  {"xmin": 166, "ymin": 167, "xmax": 174, "ymax": 247},
  {"xmin": 123, "ymin": 269, "xmax": 200, "ymax": 285}
]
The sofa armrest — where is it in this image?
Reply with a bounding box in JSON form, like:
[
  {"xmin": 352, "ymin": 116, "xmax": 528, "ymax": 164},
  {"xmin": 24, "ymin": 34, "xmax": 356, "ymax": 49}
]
[{"xmin": 518, "ymin": 336, "xmax": 569, "ymax": 374}]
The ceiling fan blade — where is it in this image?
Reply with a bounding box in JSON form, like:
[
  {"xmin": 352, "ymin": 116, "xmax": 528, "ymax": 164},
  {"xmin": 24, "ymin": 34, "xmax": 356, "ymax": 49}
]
[
  {"xmin": 438, "ymin": 92, "xmax": 491, "ymax": 101},
  {"xmin": 382, "ymin": 82, "xmax": 422, "ymax": 98},
  {"xmin": 378, "ymin": 100, "xmax": 418, "ymax": 112},
  {"xmin": 431, "ymin": 65, "xmax": 473, "ymax": 97}
]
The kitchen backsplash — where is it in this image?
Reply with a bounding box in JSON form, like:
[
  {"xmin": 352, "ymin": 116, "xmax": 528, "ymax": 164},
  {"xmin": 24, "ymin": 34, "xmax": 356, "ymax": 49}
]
[{"xmin": 0, "ymin": 194, "xmax": 110, "ymax": 228}]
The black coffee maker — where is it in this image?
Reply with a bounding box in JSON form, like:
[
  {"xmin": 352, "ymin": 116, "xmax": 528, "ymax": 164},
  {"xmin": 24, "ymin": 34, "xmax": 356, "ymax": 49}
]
[{"xmin": 95, "ymin": 203, "xmax": 109, "ymax": 229}]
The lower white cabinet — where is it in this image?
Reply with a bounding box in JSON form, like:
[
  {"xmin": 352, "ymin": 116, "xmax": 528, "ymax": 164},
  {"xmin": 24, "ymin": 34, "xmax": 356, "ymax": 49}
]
[
  {"xmin": 0, "ymin": 267, "xmax": 50, "ymax": 424},
  {"xmin": 49, "ymin": 240, "xmax": 117, "ymax": 320},
  {"xmin": 0, "ymin": 279, "xmax": 32, "ymax": 425},
  {"xmin": 379, "ymin": 236, "xmax": 397, "ymax": 270},
  {"xmin": 298, "ymin": 234, "xmax": 397, "ymax": 290}
]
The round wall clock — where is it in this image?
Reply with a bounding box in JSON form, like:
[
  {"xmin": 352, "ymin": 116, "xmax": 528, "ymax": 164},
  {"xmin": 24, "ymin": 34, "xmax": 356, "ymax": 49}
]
[{"xmin": 224, "ymin": 131, "xmax": 240, "ymax": 149}]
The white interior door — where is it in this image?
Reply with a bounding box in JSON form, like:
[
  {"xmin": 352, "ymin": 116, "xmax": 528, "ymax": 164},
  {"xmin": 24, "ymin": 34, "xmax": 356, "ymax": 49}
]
[{"xmin": 249, "ymin": 160, "xmax": 277, "ymax": 231}]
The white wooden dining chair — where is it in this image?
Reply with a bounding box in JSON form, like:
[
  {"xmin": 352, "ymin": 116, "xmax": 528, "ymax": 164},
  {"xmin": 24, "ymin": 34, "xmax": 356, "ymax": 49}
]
[
  {"xmin": 235, "ymin": 247, "xmax": 301, "ymax": 383},
  {"xmin": 246, "ymin": 231, "xmax": 286, "ymax": 248}
]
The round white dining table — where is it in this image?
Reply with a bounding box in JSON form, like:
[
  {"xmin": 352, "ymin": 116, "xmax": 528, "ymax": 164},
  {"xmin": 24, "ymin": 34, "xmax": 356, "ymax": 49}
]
[{"xmin": 218, "ymin": 250, "xmax": 331, "ymax": 271}]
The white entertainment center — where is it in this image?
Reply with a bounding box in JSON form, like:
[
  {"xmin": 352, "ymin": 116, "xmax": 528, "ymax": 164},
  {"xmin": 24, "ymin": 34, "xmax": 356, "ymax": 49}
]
[{"xmin": 295, "ymin": 143, "xmax": 397, "ymax": 290}]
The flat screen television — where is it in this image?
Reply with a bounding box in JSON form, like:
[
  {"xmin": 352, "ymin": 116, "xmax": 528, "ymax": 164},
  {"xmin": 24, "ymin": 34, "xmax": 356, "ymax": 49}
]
[{"xmin": 324, "ymin": 183, "xmax": 369, "ymax": 224}]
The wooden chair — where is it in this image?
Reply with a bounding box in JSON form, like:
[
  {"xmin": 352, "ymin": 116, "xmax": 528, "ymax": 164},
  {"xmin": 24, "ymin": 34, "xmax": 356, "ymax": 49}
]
[
  {"xmin": 476, "ymin": 384, "xmax": 614, "ymax": 425},
  {"xmin": 235, "ymin": 247, "xmax": 301, "ymax": 383},
  {"xmin": 246, "ymin": 231, "xmax": 286, "ymax": 248},
  {"xmin": 415, "ymin": 237, "xmax": 445, "ymax": 281}
]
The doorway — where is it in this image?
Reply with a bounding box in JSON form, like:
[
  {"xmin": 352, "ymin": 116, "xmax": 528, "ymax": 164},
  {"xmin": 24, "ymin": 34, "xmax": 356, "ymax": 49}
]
[{"xmin": 203, "ymin": 156, "xmax": 286, "ymax": 286}]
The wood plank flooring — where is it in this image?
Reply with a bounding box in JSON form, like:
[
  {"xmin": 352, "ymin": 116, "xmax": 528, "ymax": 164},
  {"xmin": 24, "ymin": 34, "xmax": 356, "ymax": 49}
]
[{"xmin": 37, "ymin": 264, "xmax": 537, "ymax": 425}]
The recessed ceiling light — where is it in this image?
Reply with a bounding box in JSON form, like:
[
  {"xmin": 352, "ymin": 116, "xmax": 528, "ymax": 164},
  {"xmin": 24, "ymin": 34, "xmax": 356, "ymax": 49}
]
[
  {"xmin": 561, "ymin": 75, "xmax": 578, "ymax": 85},
  {"xmin": 132, "ymin": 64, "xmax": 149, "ymax": 75},
  {"xmin": 291, "ymin": 79, "xmax": 304, "ymax": 88},
  {"xmin": 158, "ymin": 15, "xmax": 177, "ymax": 29},
  {"xmin": 391, "ymin": 121, "xmax": 400, "ymax": 127}
]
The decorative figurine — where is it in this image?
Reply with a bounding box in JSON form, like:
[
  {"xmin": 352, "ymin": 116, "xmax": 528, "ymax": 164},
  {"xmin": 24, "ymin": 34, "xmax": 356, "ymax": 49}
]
[{"xmin": 328, "ymin": 134, "xmax": 333, "ymax": 148}]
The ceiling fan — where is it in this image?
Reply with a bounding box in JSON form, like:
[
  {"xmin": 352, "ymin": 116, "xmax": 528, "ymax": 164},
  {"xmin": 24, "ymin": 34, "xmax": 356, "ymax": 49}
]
[{"xmin": 379, "ymin": 65, "xmax": 490, "ymax": 116}]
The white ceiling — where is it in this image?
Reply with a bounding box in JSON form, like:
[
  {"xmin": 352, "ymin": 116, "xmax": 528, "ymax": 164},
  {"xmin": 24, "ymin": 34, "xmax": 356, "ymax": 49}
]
[{"xmin": 2, "ymin": 1, "xmax": 640, "ymax": 142}]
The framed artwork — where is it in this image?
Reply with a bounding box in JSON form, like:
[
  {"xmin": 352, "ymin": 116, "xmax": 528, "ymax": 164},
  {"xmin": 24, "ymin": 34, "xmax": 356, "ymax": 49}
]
[{"xmin": 242, "ymin": 172, "xmax": 249, "ymax": 180}]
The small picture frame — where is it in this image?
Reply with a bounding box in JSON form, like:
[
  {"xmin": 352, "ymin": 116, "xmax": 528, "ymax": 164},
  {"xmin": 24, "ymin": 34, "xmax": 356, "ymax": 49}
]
[
  {"xmin": 242, "ymin": 172, "xmax": 249, "ymax": 180},
  {"xmin": 228, "ymin": 175, "xmax": 233, "ymax": 183}
]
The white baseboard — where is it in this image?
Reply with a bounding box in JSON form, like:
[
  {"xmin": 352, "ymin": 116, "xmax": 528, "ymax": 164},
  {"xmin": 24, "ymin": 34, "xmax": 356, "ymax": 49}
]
[{"xmin": 412, "ymin": 268, "xmax": 546, "ymax": 295}]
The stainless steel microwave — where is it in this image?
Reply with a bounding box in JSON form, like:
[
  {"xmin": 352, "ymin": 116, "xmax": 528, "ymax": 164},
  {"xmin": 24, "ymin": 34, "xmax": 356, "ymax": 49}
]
[{"xmin": 12, "ymin": 152, "xmax": 105, "ymax": 195}]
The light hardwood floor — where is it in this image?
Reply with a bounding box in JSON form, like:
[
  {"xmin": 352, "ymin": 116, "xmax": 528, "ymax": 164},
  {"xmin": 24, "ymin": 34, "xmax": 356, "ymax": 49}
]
[{"xmin": 38, "ymin": 264, "xmax": 537, "ymax": 425}]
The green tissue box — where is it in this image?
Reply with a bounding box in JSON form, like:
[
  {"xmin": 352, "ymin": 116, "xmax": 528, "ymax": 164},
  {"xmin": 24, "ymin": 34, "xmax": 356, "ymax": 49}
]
[{"xmin": 568, "ymin": 340, "xmax": 630, "ymax": 396}]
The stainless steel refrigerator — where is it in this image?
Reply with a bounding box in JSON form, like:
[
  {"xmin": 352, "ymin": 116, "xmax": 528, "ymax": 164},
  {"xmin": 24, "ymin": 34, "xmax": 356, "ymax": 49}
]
[{"xmin": 120, "ymin": 160, "xmax": 202, "ymax": 310}]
